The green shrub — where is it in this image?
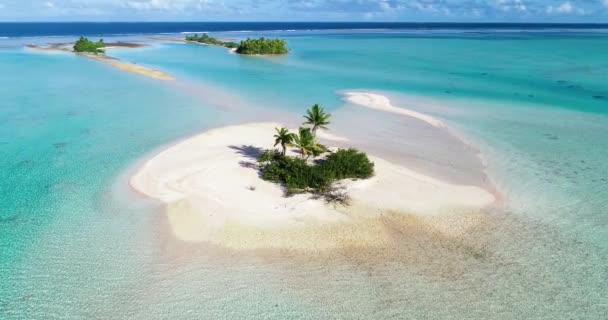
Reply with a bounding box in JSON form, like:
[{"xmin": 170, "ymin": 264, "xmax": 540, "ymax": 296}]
[
  {"xmin": 308, "ymin": 165, "xmax": 333, "ymax": 192},
  {"xmin": 259, "ymin": 153, "xmax": 328, "ymax": 194},
  {"xmin": 258, "ymin": 149, "xmax": 281, "ymax": 167},
  {"xmin": 223, "ymin": 42, "xmax": 239, "ymax": 48},
  {"xmin": 322, "ymin": 148, "xmax": 375, "ymax": 180},
  {"xmin": 258, "ymin": 148, "xmax": 373, "ymax": 196},
  {"xmin": 186, "ymin": 33, "xmax": 221, "ymax": 45},
  {"xmin": 236, "ymin": 37, "xmax": 288, "ymax": 55},
  {"xmin": 73, "ymin": 37, "xmax": 105, "ymax": 54}
]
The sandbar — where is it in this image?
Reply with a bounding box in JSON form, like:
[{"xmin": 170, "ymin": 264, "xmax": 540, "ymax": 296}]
[
  {"xmin": 26, "ymin": 43, "xmax": 174, "ymax": 81},
  {"xmin": 130, "ymin": 122, "xmax": 495, "ymax": 250},
  {"xmin": 342, "ymin": 91, "xmax": 446, "ymax": 128},
  {"xmin": 83, "ymin": 54, "xmax": 174, "ymax": 80}
]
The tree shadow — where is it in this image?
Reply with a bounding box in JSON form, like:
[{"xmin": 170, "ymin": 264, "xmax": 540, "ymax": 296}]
[
  {"xmin": 228, "ymin": 145, "xmax": 264, "ymax": 161},
  {"xmin": 230, "ymin": 145, "xmax": 265, "ymax": 172},
  {"xmin": 239, "ymin": 161, "xmax": 258, "ymax": 170}
]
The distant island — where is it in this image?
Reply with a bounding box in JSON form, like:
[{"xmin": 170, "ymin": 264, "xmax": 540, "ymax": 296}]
[
  {"xmin": 185, "ymin": 33, "xmax": 289, "ymax": 55},
  {"xmin": 185, "ymin": 33, "xmax": 239, "ymax": 49},
  {"xmin": 73, "ymin": 36, "xmax": 106, "ymax": 54},
  {"xmin": 236, "ymin": 38, "xmax": 289, "ymax": 55},
  {"xmin": 27, "ymin": 37, "xmax": 173, "ymax": 80}
]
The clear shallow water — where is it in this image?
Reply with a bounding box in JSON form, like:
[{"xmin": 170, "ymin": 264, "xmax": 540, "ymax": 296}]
[
  {"xmin": 112, "ymin": 32, "xmax": 608, "ymax": 247},
  {"xmin": 1, "ymin": 29, "xmax": 608, "ymax": 318}
]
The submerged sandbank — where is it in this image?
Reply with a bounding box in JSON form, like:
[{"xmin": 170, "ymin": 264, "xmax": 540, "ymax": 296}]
[
  {"xmin": 130, "ymin": 122, "xmax": 495, "ymax": 250},
  {"xmin": 83, "ymin": 54, "xmax": 174, "ymax": 80},
  {"xmin": 342, "ymin": 91, "xmax": 446, "ymax": 128}
]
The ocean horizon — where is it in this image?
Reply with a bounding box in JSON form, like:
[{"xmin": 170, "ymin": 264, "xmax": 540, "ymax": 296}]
[{"xmin": 2, "ymin": 22, "xmax": 608, "ymax": 38}]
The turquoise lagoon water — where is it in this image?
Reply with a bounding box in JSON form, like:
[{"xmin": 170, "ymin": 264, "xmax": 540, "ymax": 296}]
[{"xmin": 1, "ymin": 31, "xmax": 608, "ymax": 318}]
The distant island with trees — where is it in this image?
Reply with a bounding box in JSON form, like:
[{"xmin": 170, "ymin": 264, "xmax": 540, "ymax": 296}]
[
  {"xmin": 185, "ymin": 33, "xmax": 239, "ymax": 49},
  {"xmin": 73, "ymin": 37, "xmax": 106, "ymax": 54},
  {"xmin": 185, "ymin": 33, "xmax": 289, "ymax": 55},
  {"xmin": 27, "ymin": 36, "xmax": 174, "ymax": 80}
]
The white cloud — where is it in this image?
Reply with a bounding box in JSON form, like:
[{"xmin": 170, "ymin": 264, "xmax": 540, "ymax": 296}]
[
  {"xmin": 0, "ymin": 0, "xmax": 606, "ymax": 22},
  {"xmin": 125, "ymin": 0, "xmax": 177, "ymax": 10},
  {"xmin": 378, "ymin": 0, "xmax": 391, "ymax": 11},
  {"xmin": 124, "ymin": 0, "xmax": 211, "ymax": 11},
  {"xmin": 497, "ymin": 0, "xmax": 527, "ymax": 12},
  {"xmin": 545, "ymin": 1, "xmax": 590, "ymax": 15},
  {"xmin": 546, "ymin": 1, "xmax": 573, "ymax": 14}
]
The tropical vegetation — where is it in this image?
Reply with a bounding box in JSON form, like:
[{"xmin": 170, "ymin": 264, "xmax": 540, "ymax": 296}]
[
  {"xmin": 185, "ymin": 34, "xmax": 289, "ymax": 55},
  {"xmin": 273, "ymin": 127, "xmax": 294, "ymax": 156},
  {"xmin": 73, "ymin": 37, "xmax": 105, "ymax": 54},
  {"xmin": 291, "ymin": 127, "xmax": 327, "ymax": 159},
  {"xmin": 185, "ymin": 33, "xmax": 239, "ymax": 48},
  {"xmin": 303, "ymin": 104, "xmax": 331, "ymax": 137},
  {"xmin": 258, "ymin": 104, "xmax": 374, "ymax": 202},
  {"xmin": 236, "ymin": 38, "xmax": 289, "ymax": 55}
]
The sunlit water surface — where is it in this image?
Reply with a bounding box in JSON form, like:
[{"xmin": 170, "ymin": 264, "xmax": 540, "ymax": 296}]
[{"xmin": 1, "ymin": 30, "xmax": 607, "ymax": 319}]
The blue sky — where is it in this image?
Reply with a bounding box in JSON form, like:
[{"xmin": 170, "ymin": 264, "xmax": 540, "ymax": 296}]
[{"xmin": 0, "ymin": 0, "xmax": 607, "ymax": 22}]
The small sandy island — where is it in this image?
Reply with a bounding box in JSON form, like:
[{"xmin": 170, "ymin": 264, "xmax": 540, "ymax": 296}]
[
  {"xmin": 26, "ymin": 42, "xmax": 174, "ymax": 81},
  {"xmin": 131, "ymin": 122, "xmax": 495, "ymax": 250}
]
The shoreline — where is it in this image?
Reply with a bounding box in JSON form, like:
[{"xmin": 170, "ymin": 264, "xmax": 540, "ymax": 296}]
[
  {"xmin": 129, "ymin": 122, "xmax": 496, "ymax": 250},
  {"xmin": 339, "ymin": 90, "xmax": 502, "ymax": 200}
]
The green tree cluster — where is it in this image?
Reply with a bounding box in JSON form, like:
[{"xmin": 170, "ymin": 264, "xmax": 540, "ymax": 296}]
[
  {"xmin": 73, "ymin": 37, "xmax": 105, "ymax": 54},
  {"xmin": 260, "ymin": 104, "xmax": 374, "ymax": 197},
  {"xmin": 185, "ymin": 34, "xmax": 288, "ymax": 54},
  {"xmin": 259, "ymin": 148, "xmax": 374, "ymax": 196},
  {"xmin": 185, "ymin": 33, "xmax": 239, "ymax": 48},
  {"xmin": 273, "ymin": 104, "xmax": 331, "ymax": 159},
  {"xmin": 236, "ymin": 37, "xmax": 288, "ymax": 55}
]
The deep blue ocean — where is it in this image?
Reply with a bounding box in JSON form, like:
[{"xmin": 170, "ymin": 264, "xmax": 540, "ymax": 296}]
[{"xmin": 1, "ymin": 22, "xmax": 608, "ymax": 38}]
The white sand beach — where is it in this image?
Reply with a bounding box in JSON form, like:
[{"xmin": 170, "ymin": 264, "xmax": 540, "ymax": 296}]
[
  {"xmin": 342, "ymin": 91, "xmax": 446, "ymax": 128},
  {"xmin": 130, "ymin": 122, "xmax": 495, "ymax": 250}
]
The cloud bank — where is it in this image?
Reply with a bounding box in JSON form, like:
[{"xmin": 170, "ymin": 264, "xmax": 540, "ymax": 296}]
[{"xmin": 0, "ymin": 0, "xmax": 606, "ymax": 21}]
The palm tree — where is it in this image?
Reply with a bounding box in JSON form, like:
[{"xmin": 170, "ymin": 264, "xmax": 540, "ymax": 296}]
[
  {"xmin": 273, "ymin": 127, "xmax": 294, "ymax": 155},
  {"xmin": 303, "ymin": 104, "xmax": 331, "ymax": 137},
  {"xmin": 292, "ymin": 127, "xmax": 325, "ymax": 160},
  {"xmin": 292, "ymin": 127, "xmax": 314, "ymax": 159}
]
